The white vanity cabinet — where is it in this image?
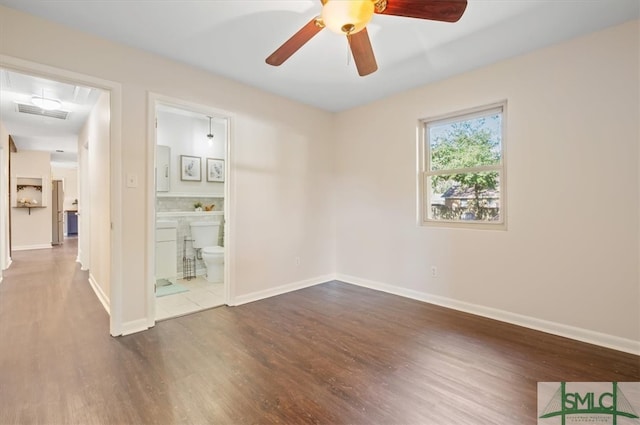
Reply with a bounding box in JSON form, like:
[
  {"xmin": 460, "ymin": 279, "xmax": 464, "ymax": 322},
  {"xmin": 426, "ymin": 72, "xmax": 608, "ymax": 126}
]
[{"xmin": 155, "ymin": 220, "xmax": 177, "ymax": 284}]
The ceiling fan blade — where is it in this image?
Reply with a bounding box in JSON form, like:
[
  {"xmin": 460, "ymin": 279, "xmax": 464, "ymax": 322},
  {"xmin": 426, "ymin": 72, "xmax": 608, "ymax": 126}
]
[
  {"xmin": 266, "ymin": 17, "xmax": 324, "ymax": 66},
  {"xmin": 376, "ymin": 0, "xmax": 467, "ymax": 22},
  {"xmin": 348, "ymin": 28, "xmax": 378, "ymax": 77}
]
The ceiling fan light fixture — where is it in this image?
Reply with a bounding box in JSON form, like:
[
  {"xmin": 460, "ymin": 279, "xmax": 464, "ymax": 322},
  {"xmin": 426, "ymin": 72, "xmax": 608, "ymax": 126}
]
[
  {"xmin": 321, "ymin": 0, "xmax": 375, "ymax": 35},
  {"xmin": 31, "ymin": 95, "xmax": 62, "ymax": 111}
]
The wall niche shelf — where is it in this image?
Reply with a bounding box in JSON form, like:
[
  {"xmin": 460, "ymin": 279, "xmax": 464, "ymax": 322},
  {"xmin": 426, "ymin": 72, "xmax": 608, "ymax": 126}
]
[
  {"xmin": 13, "ymin": 176, "xmax": 47, "ymax": 209},
  {"xmin": 13, "ymin": 205, "xmax": 46, "ymax": 215}
]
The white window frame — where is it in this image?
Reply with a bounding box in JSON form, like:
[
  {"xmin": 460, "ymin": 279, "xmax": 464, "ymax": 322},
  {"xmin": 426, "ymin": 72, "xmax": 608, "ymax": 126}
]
[{"xmin": 418, "ymin": 101, "xmax": 507, "ymax": 230}]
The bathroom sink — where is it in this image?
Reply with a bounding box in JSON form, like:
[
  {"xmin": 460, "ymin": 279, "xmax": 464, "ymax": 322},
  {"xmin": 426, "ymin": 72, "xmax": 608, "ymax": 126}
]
[{"xmin": 156, "ymin": 220, "xmax": 178, "ymax": 229}]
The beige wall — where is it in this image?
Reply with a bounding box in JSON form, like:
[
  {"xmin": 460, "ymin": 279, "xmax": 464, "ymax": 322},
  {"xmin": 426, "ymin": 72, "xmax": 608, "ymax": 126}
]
[
  {"xmin": 77, "ymin": 122, "xmax": 90, "ymax": 271},
  {"xmin": 334, "ymin": 21, "xmax": 639, "ymax": 344},
  {"xmin": 0, "ymin": 6, "xmax": 336, "ymax": 326},
  {"xmin": 10, "ymin": 150, "xmax": 52, "ymax": 249},
  {"xmin": 0, "ymin": 120, "xmax": 9, "ymax": 276},
  {"xmin": 51, "ymin": 166, "xmax": 78, "ymax": 212},
  {"xmin": 76, "ymin": 91, "xmax": 111, "ymax": 307}
]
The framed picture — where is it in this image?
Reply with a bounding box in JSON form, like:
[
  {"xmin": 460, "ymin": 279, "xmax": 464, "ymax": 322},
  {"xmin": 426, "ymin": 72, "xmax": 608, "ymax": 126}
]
[
  {"xmin": 180, "ymin": 155, "xmax": 201, "ymax": 181},
  {"xmin": 207, "ymin": 158, "xmax": 225, "ymax": 182}
]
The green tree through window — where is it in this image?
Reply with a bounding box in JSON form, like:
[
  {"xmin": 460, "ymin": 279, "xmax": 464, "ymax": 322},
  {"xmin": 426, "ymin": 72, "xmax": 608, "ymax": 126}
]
[{"xmin": 420, "ymin": 103, "xmax": 505, "ymax": 227}]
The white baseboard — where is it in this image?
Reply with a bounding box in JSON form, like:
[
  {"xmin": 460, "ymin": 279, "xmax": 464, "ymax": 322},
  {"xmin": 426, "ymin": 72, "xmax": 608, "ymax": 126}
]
[
  {"xmin": 88, "ymin": 273, "xmax": 110, "ymax": 315},
  {"xmin": 232, "ymin": 274, "xmax": 335, "ymax": 306},
  {"xmin": 336, "ymin": 274, "xmax": 640, "ymax": 356},
  {"xmin": 12, "ymin": 244, "xmax": 52, "ymax": 251},
  {"xmin": 76, "ymin": 249, "xmax": 88, "ymax": 271},
  {"xmin": 120, "ymin": 318, "xmax": 151, "ymax": 336}
]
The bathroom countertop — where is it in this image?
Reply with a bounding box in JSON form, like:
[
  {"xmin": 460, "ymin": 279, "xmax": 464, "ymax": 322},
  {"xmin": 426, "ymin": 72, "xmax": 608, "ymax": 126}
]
[{"xmin": 157, "ymin": 211, "xmax": 224, "ymax": 218}]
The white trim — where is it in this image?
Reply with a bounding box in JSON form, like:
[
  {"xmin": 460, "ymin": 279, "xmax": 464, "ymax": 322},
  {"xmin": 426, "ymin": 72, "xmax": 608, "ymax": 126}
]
[
  {"xmin": 146, "ymin": 94, "xmax": 158, "ymax": 328},
  {"xmin": 337, "ymin": 274, "xmax": 640, "ymax": 356},
  {"xmin": 75, "ymin": 254, "xmax": 88, "ymax": 271},
  {"xmin": 231, "ymin": 275, "xmax": 334, "ymax": 306},
  {"xmin": 88, "ymin": 273, "xmax": 110, "ymax": 314},
  {"xmin": 223, "ymin": 114, "xmax": 235, "ymax": 307},
  {"xmin": 120, "ymin": 318, "xmax": 151, "ymax": 336},
  {"xmin": 0, "ymin": 54, "xmax": 123, "ymax": 337},
  {"xmin": 146, "ymin": 93, "xmax": 236, "ymax": 329},
  {"xmin": 12, "ymin": 244, "xmax": 52, "ymax": 251},
  {"xmin": 418, "ymin": 100, "xmax": 507, "ymax": 230}
]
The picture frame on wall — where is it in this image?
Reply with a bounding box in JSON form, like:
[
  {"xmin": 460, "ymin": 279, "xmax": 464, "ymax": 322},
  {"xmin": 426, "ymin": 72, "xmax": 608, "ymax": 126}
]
[
  {"xmin": 207, "ymin": 158, "xmax": 225, "ymax": 182},
  {"xmin": 180, "ymin": 155, "xmax": 201, "ymax": 181}
]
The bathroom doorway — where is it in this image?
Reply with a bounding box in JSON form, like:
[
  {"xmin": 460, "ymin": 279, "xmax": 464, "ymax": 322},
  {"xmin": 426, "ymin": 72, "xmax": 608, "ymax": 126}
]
[{"xmin": 147, "ymin": 95, "xmax": 232, "ymax": 322}]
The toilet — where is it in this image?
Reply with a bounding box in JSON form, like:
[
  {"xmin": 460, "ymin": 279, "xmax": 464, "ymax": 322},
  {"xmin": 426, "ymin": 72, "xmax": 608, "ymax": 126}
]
[{"xmin": 189, "ymin": 221, "xmax": 224, "ymax": 283}]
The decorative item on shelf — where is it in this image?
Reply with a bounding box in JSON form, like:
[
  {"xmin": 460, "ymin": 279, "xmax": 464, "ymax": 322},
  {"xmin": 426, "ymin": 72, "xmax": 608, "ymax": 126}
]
[
  {"xmin": 204, "ymin": 204, "xmax": 215, "ymax": 211},
  {"xmin": 194, "ymin": 202, "xmax": 203, "ymax": 212},
  {"xmin": 18, "ymin": 198, "xmax": 38, "ymax": 206}
]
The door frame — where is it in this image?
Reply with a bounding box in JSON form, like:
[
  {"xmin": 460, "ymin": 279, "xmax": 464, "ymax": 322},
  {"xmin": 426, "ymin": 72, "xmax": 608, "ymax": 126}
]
[
  {"xmin": 0, "ymin": 54, "xmax": 124, "ymax": 336},
  {"xmin": 146, "ymin": 92, "xmax": 235, "ymax": 326}
]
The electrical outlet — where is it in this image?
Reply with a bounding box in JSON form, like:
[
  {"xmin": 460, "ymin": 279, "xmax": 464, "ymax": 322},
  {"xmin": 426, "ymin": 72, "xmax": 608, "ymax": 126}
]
[{"xmin": 431, "ymin": 266, "xmax": 438, "ymax": 278}]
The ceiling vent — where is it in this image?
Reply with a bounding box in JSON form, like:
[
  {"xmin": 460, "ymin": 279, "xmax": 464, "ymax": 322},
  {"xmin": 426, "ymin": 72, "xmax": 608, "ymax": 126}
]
[{"xmin": 16, "ymin": 103, "xmax": 69, "ymax": 120}]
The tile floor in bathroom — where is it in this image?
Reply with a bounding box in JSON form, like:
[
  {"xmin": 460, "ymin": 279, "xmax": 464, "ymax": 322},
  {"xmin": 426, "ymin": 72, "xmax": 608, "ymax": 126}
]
[{"xmin": 155, "ymin": 276, "xmax": 225, "ymax": 321}]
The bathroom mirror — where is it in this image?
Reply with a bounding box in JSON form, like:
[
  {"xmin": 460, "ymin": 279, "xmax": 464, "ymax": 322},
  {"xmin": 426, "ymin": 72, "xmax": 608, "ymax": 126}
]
[{"xmin": 156, "ymin": 145, "xmax": 170, "ymax": 192}]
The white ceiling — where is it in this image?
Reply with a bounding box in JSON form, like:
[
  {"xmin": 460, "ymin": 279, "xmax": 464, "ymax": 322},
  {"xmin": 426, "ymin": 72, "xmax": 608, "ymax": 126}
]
[
  {"xmin": 0, "ymin": 0, "xmax": 637, "ymax": 162},
  {"xmin": 0, "ymin": 0, "xmax": 637, "ymax": 113},
  {"xmin": 0, "ymin": 69, "xmax": 102, "ymax": 166}
]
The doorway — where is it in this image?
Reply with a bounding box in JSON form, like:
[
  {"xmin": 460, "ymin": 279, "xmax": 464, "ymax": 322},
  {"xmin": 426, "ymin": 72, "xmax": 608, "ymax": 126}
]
[
  {"xmin": 147, "ymin": 95, "xmax": 232, "ymax": 322},
  {"xmin": 0, "ymin": 55, "xmax": 123, "ymax": 335}
]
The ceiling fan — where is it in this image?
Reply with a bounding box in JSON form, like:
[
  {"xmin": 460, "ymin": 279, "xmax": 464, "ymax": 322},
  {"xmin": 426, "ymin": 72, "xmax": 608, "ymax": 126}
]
[{"xmin": 266, "ymin": 0, "xmax": 468, "ymax": 77}]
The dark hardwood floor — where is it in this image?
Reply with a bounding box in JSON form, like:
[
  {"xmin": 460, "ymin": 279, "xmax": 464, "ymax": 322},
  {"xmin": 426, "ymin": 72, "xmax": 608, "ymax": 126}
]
[{"xmin": 0, "ymin": 239, "xmax": 638, "ymax": 424}]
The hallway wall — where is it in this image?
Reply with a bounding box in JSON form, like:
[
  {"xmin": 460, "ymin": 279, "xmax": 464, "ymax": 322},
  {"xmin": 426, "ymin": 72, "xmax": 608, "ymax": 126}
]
[
  {"xmin": 77, "ymin": 91, "xmax": 111, "ymax": 309},
  {"xmin": 51, "ymin": 166, "xmax": 78, "ymax": 212},
  {"xmin": 0, "ymin": 120, "xmax": 9, "ymax": 278},
  {"xmin": 9, "ymin": 150, "xmax": 51, "ymax": 251}
]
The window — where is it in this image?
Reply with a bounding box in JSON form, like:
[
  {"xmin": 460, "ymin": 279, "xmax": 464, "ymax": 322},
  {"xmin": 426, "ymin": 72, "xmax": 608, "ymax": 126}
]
[{"xmin": 419, "ymin": 102, "xmax": 506, "ymax": 228}]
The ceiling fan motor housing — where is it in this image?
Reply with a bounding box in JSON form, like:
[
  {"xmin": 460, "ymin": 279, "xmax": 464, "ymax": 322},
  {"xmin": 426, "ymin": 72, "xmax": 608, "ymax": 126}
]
[{"xmin": 321, "ymin": 0, "xmax": 376, "ymax": 35}]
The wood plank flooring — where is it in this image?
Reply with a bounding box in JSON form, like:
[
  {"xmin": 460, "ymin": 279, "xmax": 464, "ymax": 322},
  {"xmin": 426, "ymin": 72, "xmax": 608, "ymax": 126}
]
[{"xmin": 0, "ymin": 239, "xmax": 638, "ymax": 424}]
